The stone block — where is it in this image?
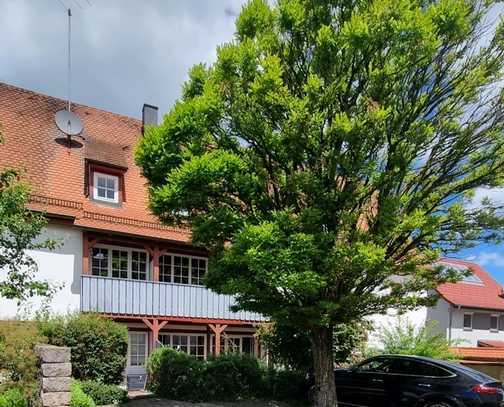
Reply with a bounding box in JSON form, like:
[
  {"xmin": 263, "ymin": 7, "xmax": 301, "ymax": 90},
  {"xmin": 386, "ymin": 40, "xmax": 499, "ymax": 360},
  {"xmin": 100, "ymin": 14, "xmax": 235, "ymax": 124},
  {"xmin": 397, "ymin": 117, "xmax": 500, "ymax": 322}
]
[
  {"xmin": 42, "ymin": 377, "xmax": 71, "ymax": 392},
  {"xmin": 36, "ymin": 345, "xmax": 71, "ymax": 363},
  {"xmin": 41, "ymin": 391, "xmax": 70, "ymax": 407},
  {"xmin": 41, "ymin": 363, "xmax": 72, "ymax": 378}
]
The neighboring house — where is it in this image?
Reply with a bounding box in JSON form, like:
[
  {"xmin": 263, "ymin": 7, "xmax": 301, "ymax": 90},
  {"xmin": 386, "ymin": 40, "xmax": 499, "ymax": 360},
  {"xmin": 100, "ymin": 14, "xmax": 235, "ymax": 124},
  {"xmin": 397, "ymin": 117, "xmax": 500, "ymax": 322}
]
[
  {"xmin": 0, "ymin": 82, "xmax": 267, "ymax": 380},
  {"xmin": 368, "ymin": 259, "xmax": 504, "ymax": 349}
]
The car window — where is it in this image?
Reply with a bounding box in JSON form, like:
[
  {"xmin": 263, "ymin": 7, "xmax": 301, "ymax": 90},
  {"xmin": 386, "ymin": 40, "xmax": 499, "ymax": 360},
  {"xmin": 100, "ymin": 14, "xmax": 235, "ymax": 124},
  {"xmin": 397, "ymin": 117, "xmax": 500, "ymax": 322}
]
[
  {"xmin": 356, "ymin": 358, "xmax": 394, "ymax": 373},
  {"xmin": 390, "ymin": 359, "xmax": 452, "ymax": 377}
]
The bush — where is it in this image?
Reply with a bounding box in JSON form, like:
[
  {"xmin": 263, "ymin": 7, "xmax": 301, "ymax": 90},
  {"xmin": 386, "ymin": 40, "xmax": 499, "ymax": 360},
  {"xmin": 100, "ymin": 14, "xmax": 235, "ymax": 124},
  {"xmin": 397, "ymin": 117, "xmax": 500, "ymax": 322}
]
[
  {"xmin": 71, "ymin": 381, "xmax": 96, "ymax": 407},
  {"xmin": 146, "ymin": 347, "xmax": 310, "ymax": 403},
  {"xmin": 146, "ymin": 348, "xmax": 205, "ymax": 401},
  {"xmin": 0, "ymin": 321, "xmax": 47, "ymax": 399},
  {"xmin": 204, "ymin": 354, "xmax": 265, "ymax": 401},
  {"xmin": 79, "ymin": 380, "xmax": 127, "ymax": 405},
  {"xmin": 0, "ymin": 389, "xmax": 27, "ymax": 407},
  {"xmin": 38, "ymin": 314, "xmax": 128, "ymax": 384}
]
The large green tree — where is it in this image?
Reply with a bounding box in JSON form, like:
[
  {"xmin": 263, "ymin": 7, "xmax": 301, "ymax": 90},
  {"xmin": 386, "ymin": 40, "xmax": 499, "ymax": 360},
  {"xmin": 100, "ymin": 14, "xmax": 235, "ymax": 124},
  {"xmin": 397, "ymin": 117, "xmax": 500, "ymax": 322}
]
[
  {"xmin": 136, "ymin": 1, "xmax": 504, "ymax": 405},
  {"xmin": 0, "ymin": 128, "xmax": 56, "ymax": 301}
]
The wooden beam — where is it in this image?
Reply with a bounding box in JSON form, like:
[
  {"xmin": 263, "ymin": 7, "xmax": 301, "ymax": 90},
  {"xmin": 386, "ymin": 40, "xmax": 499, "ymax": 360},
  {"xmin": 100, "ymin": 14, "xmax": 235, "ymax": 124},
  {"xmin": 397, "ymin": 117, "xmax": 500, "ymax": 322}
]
[
  {"xmin": 208, "ymin": 324, "xmax": 227, "ymax": 356},
  {"xmin": 153, "ymin": 245, "xmax": 160, "ymax": 282},
  {"xmin": 82, "ymin": 232, "xmax": 90, "ymax": 275}
]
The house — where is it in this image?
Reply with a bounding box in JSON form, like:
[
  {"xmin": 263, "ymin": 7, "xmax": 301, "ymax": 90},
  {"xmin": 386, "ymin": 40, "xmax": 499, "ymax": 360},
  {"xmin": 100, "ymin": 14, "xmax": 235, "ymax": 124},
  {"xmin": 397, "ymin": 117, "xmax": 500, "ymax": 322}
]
[
  {"xmin": 368, "ymin": 258, "xmax": 504, "ymax": 349},
  {"xmin": 0, "ymin": 82, "xmax": 267, "ymax": 380}
]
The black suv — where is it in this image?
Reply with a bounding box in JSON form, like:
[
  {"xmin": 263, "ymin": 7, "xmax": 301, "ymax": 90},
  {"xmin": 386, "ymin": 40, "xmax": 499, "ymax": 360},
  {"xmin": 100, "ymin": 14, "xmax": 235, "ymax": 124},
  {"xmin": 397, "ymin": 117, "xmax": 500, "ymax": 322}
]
[{"xmin": 334, "ymin": 355, "xmax": 504, "ymax": 406}]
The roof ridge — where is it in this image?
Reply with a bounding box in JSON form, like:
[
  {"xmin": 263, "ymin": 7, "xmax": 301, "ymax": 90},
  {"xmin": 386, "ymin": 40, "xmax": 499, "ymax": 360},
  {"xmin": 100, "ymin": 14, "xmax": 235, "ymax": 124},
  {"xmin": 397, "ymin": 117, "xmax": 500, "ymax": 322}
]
[{"xmin": 0, "ymin": 81, "xmax": 142, "ymax": 123}]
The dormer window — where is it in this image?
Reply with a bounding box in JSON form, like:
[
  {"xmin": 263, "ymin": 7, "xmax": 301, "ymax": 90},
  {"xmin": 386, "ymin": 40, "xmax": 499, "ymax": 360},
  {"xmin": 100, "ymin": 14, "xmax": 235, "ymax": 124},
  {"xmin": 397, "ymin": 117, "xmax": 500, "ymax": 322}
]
[{"xmin": 93, "ymin": 172, "xmax": 119, "ymax": 203}]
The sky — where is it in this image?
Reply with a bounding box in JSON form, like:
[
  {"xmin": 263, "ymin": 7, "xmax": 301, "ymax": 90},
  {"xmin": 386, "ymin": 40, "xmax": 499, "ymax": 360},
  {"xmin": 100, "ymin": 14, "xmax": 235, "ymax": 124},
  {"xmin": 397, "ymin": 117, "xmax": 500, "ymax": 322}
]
[{"xmin": 2, "ymin": 1, "xmax": 504, "ymax": 282}]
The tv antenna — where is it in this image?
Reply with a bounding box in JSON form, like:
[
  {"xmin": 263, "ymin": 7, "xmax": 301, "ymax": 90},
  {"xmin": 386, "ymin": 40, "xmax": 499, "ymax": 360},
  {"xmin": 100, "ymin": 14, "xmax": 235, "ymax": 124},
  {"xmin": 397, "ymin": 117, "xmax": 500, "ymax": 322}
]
[{"xmin": 55, "ymin": 3, "xmax": 84, "ymax": 141}]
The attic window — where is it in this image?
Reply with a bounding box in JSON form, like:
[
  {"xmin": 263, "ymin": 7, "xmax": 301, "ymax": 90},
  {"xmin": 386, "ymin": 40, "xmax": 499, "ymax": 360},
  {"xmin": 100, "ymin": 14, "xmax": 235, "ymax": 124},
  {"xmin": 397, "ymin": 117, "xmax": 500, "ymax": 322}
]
[
  {"xmin": 93, "ymin": 172, "xmax": 119, "ymax": 203},
  {"xmin": 461, "ymin": 272, "xmax": 483, "ymax": 285}
]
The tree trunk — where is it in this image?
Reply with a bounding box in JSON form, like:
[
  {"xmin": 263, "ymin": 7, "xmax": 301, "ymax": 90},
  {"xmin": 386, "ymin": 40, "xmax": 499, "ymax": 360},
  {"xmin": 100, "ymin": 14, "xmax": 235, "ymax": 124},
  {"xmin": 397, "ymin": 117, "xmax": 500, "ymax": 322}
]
[{"xmin": 311, "ymin": 325, "xmax": 338, "ymax": 407}]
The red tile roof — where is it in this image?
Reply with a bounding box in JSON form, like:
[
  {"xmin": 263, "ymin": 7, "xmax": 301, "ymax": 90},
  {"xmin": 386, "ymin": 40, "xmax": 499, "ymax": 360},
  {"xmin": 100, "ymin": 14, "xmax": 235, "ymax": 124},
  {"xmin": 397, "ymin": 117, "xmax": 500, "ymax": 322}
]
[
  {"xmin": 0, "ymin": 82, "xmax": 190, "ymax": 243},
  {"xmin": 478, "ymin": 340, "xmax": 504, "ymax": 348},
  {"xmin": 436, "ymin": 258, "xmax": 504, "ymax": 311},
  {"xmin": 451, "ymin": 347, "xmax": 504, "ymax": 362}
]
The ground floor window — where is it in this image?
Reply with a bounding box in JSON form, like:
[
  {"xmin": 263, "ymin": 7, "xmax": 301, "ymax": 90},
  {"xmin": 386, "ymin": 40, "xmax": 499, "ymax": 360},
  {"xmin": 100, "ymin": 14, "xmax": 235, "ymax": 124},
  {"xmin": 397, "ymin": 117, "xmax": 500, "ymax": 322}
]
[
  {"xmin": 159, "ymin": 333, "xmax": 206, "ymax": 359},
  {"xmin": 128, "ymin": 332, "xmax": 148, "ymax": 367},
  {"xmin": 91, "ymin": 245, "xmax": 150, "ymax": 280},
  {"xmin": 210, "ymin": 334, "xmax": 254, "ymax": 356}
]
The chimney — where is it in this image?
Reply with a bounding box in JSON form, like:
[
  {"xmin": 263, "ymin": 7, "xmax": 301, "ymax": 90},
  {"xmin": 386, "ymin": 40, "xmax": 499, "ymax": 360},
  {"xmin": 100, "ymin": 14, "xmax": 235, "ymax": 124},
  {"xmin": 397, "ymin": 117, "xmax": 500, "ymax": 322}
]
[{"xmin": 142, "ymin": 103, "xmax": 158, "ymax": 134}]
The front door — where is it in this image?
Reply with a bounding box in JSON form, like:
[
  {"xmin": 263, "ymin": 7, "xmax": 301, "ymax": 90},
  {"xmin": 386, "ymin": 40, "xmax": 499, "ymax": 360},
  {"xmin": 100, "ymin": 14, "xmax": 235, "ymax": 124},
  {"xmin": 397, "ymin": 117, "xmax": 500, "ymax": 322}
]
[{"xmin": 127, "ymin": 332, "xmax": 148, "ymax": 390}]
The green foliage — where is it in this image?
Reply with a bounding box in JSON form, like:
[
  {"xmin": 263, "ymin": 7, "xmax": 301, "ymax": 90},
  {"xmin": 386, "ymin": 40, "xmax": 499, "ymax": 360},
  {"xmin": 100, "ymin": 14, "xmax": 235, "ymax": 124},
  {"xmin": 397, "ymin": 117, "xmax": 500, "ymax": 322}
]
[
  {"xmin": 0, "ymin": 321, "xmax": 47, "ymax": 400},
  {"xmin": 146, "ymin": 347, "xmax": 310, "ymax": 403},
  {"xmin": 0, "ymin": 389, "xmax": 26, "ymax": 407},
  {"xmin": 78, "ymin": 380, "xmax": 127, "ymax": 405},
  {"xmin": 370, "ymin": 319, "xmax": 457, "ymax": 360},
  {"xmin": 70, "ymin": 381, "xmax": 96, "ymax": 407},
  {"xmin": 38, "ymin": 314, "xmax": 128, "ymax": 384},
  {"xmin": 136, "ymin": 0, "xmax": 504, "ymax": 404}
]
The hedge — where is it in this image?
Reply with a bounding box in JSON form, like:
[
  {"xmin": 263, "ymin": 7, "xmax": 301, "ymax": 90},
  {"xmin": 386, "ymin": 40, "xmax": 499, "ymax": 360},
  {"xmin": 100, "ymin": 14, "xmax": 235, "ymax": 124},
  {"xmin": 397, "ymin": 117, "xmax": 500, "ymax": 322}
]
[
  {"xmin": 38, "ymin": 314, "xmax": 128, "ymax": 384},
  {"xmin": 79, "ymin": 380, "xmax": 127, "ymax": 405},
  {"xmin": 0, "ymin": 389, "xmax": 26, "ymax": 407},
  {"xmin": 70, "ymin": 381, "xmax": 95, "ymax": 407},
  {"xmin": 146, "ymin": 347, "xmax": 309, "ymax": 403}
]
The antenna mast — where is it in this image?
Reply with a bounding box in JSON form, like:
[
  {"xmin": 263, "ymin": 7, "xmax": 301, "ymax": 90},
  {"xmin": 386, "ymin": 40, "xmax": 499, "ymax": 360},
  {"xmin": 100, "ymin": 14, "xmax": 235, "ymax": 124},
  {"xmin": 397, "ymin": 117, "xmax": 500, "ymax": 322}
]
[{"xmin": 67, "ymin": 8, "xmax": 72, "ymax": 112}]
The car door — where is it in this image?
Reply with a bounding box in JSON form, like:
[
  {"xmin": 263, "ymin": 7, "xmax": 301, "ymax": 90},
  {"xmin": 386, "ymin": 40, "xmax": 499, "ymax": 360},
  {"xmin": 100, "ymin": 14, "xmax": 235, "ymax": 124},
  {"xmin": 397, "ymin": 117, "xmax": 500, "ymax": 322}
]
[
  {"xmin": 336, "ymin": 357, "xmax": 393, "ymax": 406},
  {"xmin": 387, "ymin": 358, "xmax": 454, "ymax": 406}
]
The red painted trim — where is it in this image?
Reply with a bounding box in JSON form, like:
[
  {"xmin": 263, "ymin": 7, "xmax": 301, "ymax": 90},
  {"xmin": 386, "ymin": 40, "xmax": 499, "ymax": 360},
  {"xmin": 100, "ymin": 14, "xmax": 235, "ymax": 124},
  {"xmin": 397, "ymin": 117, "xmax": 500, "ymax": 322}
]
[
  {"xmin": 88, "ymin": 162, "xmax": 127, "ymax": 203},
  {"xmin": 99, "ymin": 313, "xmax": 262, "ymax": 326}
]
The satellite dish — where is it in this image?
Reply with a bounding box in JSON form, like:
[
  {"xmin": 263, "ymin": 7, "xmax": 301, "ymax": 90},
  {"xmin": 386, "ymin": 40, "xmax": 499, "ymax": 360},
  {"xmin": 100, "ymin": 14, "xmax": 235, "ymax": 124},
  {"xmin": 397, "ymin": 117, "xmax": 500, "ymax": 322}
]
[{"xmin": 55, "ymin": 109, "xmax": 83, "ymax": 136}]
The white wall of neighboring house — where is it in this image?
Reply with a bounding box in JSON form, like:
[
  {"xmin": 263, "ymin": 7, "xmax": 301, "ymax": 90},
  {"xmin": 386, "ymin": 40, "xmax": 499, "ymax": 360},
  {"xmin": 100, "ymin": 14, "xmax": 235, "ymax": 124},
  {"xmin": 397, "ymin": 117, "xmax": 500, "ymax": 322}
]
[
  {"xmin": 448, "ymin": 307, "xmax": 504, "ymax": 347},
  {"xmin": 0, "ymin": 223, "xmax": 82, "ymax": 319}
]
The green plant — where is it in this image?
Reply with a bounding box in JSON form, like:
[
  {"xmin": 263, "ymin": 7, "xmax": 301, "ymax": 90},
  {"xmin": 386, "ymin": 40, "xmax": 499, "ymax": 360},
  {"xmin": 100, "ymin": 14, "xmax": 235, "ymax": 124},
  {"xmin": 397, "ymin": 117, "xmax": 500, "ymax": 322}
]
[
  {"xmin": 70, "ymin": 381, "xmax": 96, "ymax": 407},
  {"xmin": 79, "ymin": 380, "xmax": 127, "ymax": 405},
  {"xmin": 146, "ymin": 347, "xmax": 205, "ymax": 401},
  {"xmin": 0, "ymin": 389, "xmax": 27, "ymax": 407},
  {"xmin": 265, "ymin": 369, "xmax": 310, "ymax": 402},
  {"xmin": 371, "ymin": 319, "xmax": 457, "ymax": 360},
  {"xmin": 136, "ymin": 0, "xmax": 504, "ymax": 404},
  {"xmin": 38, "ymin": 314, "xmax": 128, "ymax": 384},
  {"xmin": 204, "ymin": 353, "xmax": 265, "ymax": 401},
  {"xmin": 0, "ymin": 321, "xmax": 47, "ymax": 399}
]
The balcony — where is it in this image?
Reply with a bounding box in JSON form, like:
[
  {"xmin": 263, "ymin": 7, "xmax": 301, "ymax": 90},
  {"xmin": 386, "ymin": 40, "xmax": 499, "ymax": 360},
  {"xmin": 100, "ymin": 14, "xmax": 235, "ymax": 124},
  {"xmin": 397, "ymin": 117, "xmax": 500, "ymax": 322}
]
[{"xmin": 80, "ymin": 275, "xmax": 266, "ymax": 322}]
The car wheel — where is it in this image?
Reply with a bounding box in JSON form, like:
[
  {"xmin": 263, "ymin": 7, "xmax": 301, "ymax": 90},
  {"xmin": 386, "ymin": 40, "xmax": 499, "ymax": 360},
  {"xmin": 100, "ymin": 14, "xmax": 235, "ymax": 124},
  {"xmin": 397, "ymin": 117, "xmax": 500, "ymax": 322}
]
[{"xmin": 424, "ymin": 401, "xmax": 454, "ymax": 407}]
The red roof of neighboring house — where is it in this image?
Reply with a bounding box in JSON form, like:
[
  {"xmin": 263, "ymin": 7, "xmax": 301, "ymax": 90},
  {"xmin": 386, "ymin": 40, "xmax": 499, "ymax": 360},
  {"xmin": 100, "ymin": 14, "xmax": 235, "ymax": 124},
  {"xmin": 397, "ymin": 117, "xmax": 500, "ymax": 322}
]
[
  {"xmin": 451, "ymin": 347, "xmax": 504, "ymax": 362},
  {"xmin": 436, "ymin": 258, "xmax": 504, "ymax": 311},
  {"xmin": 0, "ymin": 82, "xmax": 190, "ymax": 243},
  {"xmin": 478, "ymin": 340, "xmax": 504, "ymax": 348}
]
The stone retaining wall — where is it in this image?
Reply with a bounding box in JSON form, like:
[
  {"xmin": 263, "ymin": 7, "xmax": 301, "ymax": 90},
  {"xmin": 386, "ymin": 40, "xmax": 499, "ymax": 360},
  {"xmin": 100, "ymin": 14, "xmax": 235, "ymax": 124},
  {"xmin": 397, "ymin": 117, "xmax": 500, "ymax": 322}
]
[{"xmin": 36, "ymin": 345, "xmax": 72, "ymax": 407}]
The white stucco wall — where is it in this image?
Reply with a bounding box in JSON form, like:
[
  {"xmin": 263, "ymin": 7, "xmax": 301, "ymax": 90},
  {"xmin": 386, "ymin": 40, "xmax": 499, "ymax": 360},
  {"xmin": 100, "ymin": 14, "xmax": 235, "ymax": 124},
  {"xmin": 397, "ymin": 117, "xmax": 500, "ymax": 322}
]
[
  {"xmin": 449, "ymin": 307, "xmax": 504, "ymax": 347},
  {"xmin": 0, "ymin": 223, "xmax": 82, "ymax": 318}
]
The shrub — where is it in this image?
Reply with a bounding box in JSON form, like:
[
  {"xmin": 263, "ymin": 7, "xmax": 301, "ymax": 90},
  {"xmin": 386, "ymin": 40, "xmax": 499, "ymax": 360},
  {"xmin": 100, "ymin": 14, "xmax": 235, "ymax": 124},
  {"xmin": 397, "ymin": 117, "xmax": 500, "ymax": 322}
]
[
  {"xmin": 0, "ymin": 389, "xmax": 27, "ymax": 407},
  {"xmin": 265, "ymin": 369, "xmax": 310, "ymax": 401},
  {"xmin": 204, "ymin": 354, "xmax": 265, "ymax": 401},
  {"xmin": 79, "ymin": 380, "xmax": 127, "ymax": 405},
  {"xmin": 0, "ymin": 321, "xmax": 47, "ymax": 399},
  {"xmin": 146, "ymin": 348, "xmax": 205, "ymax": 401},
  {"xmin": 70, "ymin": 381, "xmax": 96, "ymax": 407},
  {"xmin": 38, "ymin": 314, "xmax": 128, "ymax": 384}
]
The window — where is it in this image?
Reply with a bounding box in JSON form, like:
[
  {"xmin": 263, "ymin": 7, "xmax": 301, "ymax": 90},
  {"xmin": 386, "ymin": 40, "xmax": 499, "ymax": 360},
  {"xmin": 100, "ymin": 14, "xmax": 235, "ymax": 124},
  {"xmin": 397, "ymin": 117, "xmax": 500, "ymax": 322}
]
[
  {"xmin": 93, "ymin": 172, "xmax": 119, "ymax": 204},
  {"xmin": 356, "ymin": 358, "xmax": 394, "ymax": 373},
  {"xmin": 174, "ymin": 256, "xmax": 190, "ymax": 284},
  {"xmin": 158, "ymin": 254, "xmax": 206, "ymax": 285},
  {"xmin": 462, "ymin": 272, "xmax": 483, "ymax": 285},
  {"xmin": 132, "ymin": 251, "xmax": 147, "ymax": 281},
  {"xmin": 159, "ymin": 255, "xmax": 172, "ymax": 282},
  {"xmin": 210, "ymin": 335, "xmax": 255, "ymax": 356},
  {"xmin": 111, "ymin": 250, "xmax": 128, "ymax": 279},
  {"xmin": 129, "ymin": 332, "xmax": 148, "ymax": 367},
  {"xmin": 390, "ymin": 359, "xmax": 453, "ymax": 377},
  {"xmin": 159, "ymin": 333, "xmax": 206, "ymax": 359},
  {"xmin": 491, "ymin": 315, "xmax": 499, "ymax": 332},
  {"xmin": 91, "ymin": 245, "xmax": 150, "ymax": 280},
  {"xmin": 463, "ymin": 313, "xmax": 473, "ymax": 330},
  {"xmin": 91, "ymin": 247, "xmax": 109, "ymax": 277}
]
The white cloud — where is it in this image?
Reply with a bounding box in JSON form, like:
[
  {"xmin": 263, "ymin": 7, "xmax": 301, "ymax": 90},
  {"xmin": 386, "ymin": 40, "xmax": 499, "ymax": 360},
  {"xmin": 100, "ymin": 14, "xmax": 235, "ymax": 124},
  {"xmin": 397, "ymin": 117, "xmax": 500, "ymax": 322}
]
[{"xmin": 473, "ymin": 252, "xmax": 504, "ymax": 268}]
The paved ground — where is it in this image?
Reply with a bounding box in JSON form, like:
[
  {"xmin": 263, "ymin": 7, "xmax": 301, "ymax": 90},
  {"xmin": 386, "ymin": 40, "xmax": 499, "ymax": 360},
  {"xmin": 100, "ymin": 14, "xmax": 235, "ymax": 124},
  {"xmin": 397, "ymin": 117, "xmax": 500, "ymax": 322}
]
[{"xmin": 125, "ymin": 397, "xmax": 299, "ymax": 407}]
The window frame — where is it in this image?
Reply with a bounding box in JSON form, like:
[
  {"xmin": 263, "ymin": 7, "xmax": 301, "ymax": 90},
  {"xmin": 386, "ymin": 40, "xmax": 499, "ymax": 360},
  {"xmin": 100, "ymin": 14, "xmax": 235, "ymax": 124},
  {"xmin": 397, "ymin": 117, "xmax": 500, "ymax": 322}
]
[
  {"xmin": 158, "ymin": 333, "xmax": 207, "ymax": 359},
  {"xmin": 93, "ymin": 171, "xmax": 120, "ymax": 204},
  {"xmin": 128, "ymin": 332, "xmax": 148, "ymax": 367},
  {"xmin": 210, "ymin": 334, "xmax": 255, "ymax": 356},
  {"xmin": 490, "ymin": 314, "xmax": 499, "ymax": 332},
  {"xmin": 463, "ymin": 312, "xmax": 473, "ymax": 331},
  {"xmin": 158, "ymin": 253, "xmax": 207, "ymax": 286},
  {"xmin": 91, "ymin": 244, "xmax": 150, "ymax": 281}
]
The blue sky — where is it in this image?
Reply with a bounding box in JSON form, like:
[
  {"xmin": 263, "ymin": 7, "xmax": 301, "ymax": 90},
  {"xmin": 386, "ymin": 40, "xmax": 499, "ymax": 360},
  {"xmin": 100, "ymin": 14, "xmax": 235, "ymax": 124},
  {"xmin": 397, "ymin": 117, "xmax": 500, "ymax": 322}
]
[{"xmin": 1, "ymin": 1, "xmax": 504, "ymax": 284}]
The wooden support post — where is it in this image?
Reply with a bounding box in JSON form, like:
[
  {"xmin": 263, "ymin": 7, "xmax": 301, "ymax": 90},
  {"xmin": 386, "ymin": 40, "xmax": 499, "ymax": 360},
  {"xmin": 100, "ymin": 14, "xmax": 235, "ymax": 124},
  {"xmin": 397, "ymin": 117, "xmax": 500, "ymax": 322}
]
[
  {"xmin": 208, "ymin": 324, "xmax": 227, "ymax": 356},
  {"xmin": 153, "ymin": 245, "xmax": 160, "ymax": 282},
  {"xmin": 142, "ymin": 318, "xmax": 169, "ymax": 353},
  {"xmin": 82, "ymin": 232, "xmax": 89, "ymax": 275}
]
